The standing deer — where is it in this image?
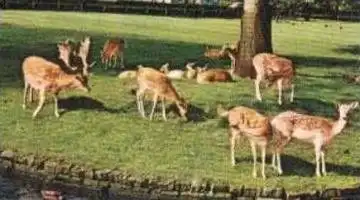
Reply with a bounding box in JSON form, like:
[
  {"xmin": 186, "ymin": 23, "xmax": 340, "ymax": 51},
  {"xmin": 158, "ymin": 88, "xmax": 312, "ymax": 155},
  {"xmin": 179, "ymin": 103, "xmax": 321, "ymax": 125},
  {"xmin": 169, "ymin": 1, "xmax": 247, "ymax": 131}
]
[
  {"xmin": 100, "ymin": 38, "xmax": 126, "ymax": 69},
  {"xmin": 203, "ymin": 44, "xmax": 228, "ymax": 60},
  {"xmin": 27, "ymin": 38, "xmax": 94, "ymax": 103},
  {"xmin": 217, "ymin": 104, "xmax": 273, "ymax": 179},
  {"xmin": 135, "ymin": 65, "xmax": 188, "ymax": 121},
  {"xmin": 270, "ymin": 101, "xmax": 359, "ymax": 176},
  {"xmin": 22, "ymin": 42, "xmax": 91, "ymax": 118},
  {"xmin": 252, "ymin": 53, "xmax": 295, "ymax": 105}
]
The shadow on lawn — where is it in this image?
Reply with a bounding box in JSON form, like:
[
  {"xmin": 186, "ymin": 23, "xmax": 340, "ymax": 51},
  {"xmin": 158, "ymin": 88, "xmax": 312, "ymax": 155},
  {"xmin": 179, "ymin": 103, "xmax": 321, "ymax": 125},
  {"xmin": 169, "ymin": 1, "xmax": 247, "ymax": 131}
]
[
  {"xmin": 58, "ymin": 96, "xmax": 124, "ymax": 115},
  {"xmin": 333, "ymin": 45, "xmax": 360, "ymax": 56},
  {"xmin": 234, "ymin": 154, "xmax": 360, "ymax": 177}
]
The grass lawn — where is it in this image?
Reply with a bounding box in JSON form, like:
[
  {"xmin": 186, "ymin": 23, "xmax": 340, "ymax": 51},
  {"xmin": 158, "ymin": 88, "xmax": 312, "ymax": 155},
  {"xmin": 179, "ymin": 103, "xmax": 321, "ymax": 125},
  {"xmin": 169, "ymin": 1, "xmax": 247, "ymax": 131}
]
[{"xmin": 1, "ymin": 10, "xmax": 360, "ymax": 193}]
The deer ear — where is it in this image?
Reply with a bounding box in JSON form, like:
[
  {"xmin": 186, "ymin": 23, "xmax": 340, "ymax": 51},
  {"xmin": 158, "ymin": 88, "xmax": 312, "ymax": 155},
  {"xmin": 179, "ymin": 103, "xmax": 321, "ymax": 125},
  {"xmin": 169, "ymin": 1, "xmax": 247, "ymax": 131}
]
[{"xmin": 350, "ymin": 101, "xmax": 359, "ymax": 109}]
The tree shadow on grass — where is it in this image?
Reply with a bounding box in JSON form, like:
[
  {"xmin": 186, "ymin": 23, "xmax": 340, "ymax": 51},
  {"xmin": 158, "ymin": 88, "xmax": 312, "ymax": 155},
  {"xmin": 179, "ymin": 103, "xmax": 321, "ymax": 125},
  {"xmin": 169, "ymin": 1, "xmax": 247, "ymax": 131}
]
[
  {"xmin": 58, "ymin": 96, "xmax": 124, "ymax": 115},
  {"xmin": 283, "ymin": 54, "xmax": 359, "ymax": 69},
  {"xmin": 333, "ymin": 45, "xmax": 360, "ymax": 56}
]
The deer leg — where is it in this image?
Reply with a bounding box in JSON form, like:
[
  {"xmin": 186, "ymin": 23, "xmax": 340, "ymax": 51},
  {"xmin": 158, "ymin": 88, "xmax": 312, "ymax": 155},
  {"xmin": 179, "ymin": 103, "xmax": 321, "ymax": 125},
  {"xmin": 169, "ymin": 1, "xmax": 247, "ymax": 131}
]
[
  {"xmin": 290, "ymin": 83, "xmax": 294, "ymax": 103},
  {"xmin": 250, "ymin": 140, "xmax": 257, "ymax": 178},
  {"xmin": 53, "ymin": 93, "xmax": 60, "ymax": 118},
  {"xmin": 136, "ymin": 89, "xmax": 146, "ymax": 118},
  {"xmin": 315, "ymin": 144, "xmax": 322, "ymax": 177},
  {"xmin": 261, "ymin": 144, "xmax": 266, "ymax": 179},
  {"xmin": 255, "ymin": 76, "xmax": 262, "ymax": 101},
  {"xmin": 161, "ymin": 97, "xmax": 167, "ymax": 121},
  {"xmin": 321, "ymin": 150, "xmax": 327, "ymax": 176},
  {"xmin": 28, "ymin": 87, "xmax": 34, "ymax": 103},
  {"xmin": 277, "ymin": 79, "xmax": 283, "ymax": 105},
  {"xmin": 32, "ymin": 89, "xmax": 46, "ymax": 119},
  {"xmin": 229, "ymin": 129, "xmax": 236, "ymax": 166},
  {"xmin": 275, "ymin": 135, "xmax": 290, "ymax": 175},
  {"xmin": 23, "ymin": 82, "xmax": 30, "ymax": 109},
  {"xmin": 149, "ymin": 94, "xmax": 159, "ymax": 120},
  {"xmin": 120, "ymin": 52, "xmax": 124, "ymax": 69},
  {"xmin": 113, "ymin": 56, "xmax": 117, "ymax": 68}
]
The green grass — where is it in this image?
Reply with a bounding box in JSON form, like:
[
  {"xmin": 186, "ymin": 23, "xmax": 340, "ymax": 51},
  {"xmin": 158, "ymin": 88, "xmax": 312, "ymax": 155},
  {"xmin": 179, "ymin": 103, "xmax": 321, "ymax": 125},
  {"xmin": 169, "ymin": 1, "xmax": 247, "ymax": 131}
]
[{"xmin": 1, "ymin": 10, "xmax": 360, "ymax": 193}]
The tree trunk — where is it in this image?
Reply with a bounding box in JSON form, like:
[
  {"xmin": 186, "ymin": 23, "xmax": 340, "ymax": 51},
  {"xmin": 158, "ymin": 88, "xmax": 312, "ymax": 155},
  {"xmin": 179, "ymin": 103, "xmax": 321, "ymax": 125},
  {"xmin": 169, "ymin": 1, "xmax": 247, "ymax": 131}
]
[{"xmin": 235, "ymin": 0, "xmax": 273, "ymax": 79}]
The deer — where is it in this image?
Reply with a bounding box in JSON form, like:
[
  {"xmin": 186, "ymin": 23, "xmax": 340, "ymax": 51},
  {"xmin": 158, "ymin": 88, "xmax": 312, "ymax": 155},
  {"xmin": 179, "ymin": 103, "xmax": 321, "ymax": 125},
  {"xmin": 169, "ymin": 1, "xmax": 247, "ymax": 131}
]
[
  {"xmin": 252, "ymin": 53, "xmax": 295, "ymax": 105},
  {"xmin": 217, "ymin": 104, "xmax": 273, "ymax": 179},
  {"xmin": 159, "ymin": 62, "xmax": 196, "ymax": 80},
  {"xmin": 27, "ymin": 38, "xmax": 95, "ymax": 103},
  {"xmin": 22, "ymin": 42, "xmax": 91, "ymax": 118},
  {"xmin": 203, "ymin": 44, "xmax": 228, "ymax": 60},
  {"xmin": 135, "ymin": 65, "xmax": 188, "ymax": 121},
  {"xmin": 270, "ymin": 101, "xmax": 359, "ymax": 177},
  {"xmin": 196, "ymin": 64, "xmax": 234, "ymax": 84},
  {"xmin": 100, "ymin": 38, "xmax": 126, "ymax": 69},
  {"xmin": 118, "ymin": 70, "xmax": 137, "ymax": 79},
  {"xmin": 184, "ymin": 62, "xmax": 197, "ymax": 79}
]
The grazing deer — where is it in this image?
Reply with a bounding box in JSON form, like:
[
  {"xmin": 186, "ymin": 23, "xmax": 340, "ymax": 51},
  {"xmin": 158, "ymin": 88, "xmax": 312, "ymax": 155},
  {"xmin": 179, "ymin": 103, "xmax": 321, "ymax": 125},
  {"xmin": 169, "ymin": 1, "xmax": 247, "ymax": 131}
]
[
  {"xmin": 100, "ymin": 38, "xmax": 126, "ymax": 69},
  {"xmin": 252, "ymin": 53, "xmax": 295, "ymax": 105},
  {"xmin": 135, "ymin": 65, "xmax": 188, "ymax": 121},
  {"xmin": 270, "ymin": 101, "xmax": 359, "ymax": 177},
  {"xmin": 196, "ymin": 65, "xmax": 234, "ymax": 84},
  {"xmin": 22, "ymin": 42, "xmax": 91, "ymax": 118},
  {"xmin": 217, "ymin": 104, "xmax": 272, "ymax": 179},
  {"xmin": 184, "ymin": 62, "xmax": 197, "ymax": 79}
]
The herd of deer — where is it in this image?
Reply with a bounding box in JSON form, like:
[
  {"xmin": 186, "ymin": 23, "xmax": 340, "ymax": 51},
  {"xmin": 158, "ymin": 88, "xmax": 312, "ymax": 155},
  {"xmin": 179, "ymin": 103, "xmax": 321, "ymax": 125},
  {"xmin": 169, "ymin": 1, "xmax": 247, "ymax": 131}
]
[{"xmin": 21, "ymin": 36, "xmax": 359, "ymax": 179}]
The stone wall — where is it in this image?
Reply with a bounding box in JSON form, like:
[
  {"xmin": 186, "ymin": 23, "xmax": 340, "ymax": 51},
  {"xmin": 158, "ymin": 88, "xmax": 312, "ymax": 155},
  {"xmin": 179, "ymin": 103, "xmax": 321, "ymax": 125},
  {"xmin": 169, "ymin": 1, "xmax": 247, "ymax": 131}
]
[{"xmin": 1, "ymin": 149, "xmax": 360, "ymax": 200}]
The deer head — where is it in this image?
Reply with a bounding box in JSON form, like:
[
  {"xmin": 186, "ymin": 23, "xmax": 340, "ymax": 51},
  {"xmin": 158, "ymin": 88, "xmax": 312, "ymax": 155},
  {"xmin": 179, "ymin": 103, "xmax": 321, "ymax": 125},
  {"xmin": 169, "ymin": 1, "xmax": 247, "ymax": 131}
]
[
  {"xmin": 72, "ymin": 74, "xmax": 91, "ymax": 93},
  {"xmin": 176, "ymin": 97, "xmax": 189, "ymax": 120},
  {"xmin": 159, "ymin": 63, "xmax": 170, "ymax": 73},
  {"xmin": 337, "ymin": 101, "xmax": 359, "ymax": 120}
]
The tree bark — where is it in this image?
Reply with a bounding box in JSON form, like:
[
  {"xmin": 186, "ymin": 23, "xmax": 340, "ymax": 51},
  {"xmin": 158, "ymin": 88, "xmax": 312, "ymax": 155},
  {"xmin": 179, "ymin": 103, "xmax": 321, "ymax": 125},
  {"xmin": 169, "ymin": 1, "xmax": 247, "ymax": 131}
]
[{"xmin": 235, "ymin": 0, "xmax": 273, "ymax": 79}]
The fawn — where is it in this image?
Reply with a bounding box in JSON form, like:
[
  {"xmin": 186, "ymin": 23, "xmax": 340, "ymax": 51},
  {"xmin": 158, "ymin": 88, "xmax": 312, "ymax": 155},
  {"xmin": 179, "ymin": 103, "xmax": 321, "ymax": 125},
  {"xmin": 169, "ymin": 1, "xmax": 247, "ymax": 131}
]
[
  {"xmin": 270, "ymin": 101, "xmax": 358, "ymax": 176},
  {"xmin": 217, "ymin": 104, "xmax": 272, "ymax": 179},
  {"xmin": 22, "ymin": 42, "xmax": 91, "ymax": 118},
  {"xmin": 135, "ymin": 65, "xmax": 188, "ymax": 121},
  {"xmin": 252, "ymin": 53, "xmax": 295, "ymax": 105},
  {"xmin": 100, "ymin": 38, "xmax": 126, "ymax": 69}
]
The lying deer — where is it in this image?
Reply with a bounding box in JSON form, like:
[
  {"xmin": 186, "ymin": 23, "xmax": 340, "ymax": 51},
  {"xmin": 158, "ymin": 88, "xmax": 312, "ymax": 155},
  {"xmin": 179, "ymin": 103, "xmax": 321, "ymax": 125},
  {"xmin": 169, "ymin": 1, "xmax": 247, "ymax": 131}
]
[
  {"xmin": 217, "ymin": 104, "xmax": 272, "ymax": 179},
  {"xmin": 118, "ymin": 70, "xmax": 137, "ymax": 79},
  {"xmin": 22, "ymin": 42, "xmax": 91, "ymax": 118},
  {"xmin": 100, "ymin": 38, "xmax": 126, "ymax": 69},
  {"xmin": 135, "ymin": 65, "xmax": 188, "ymax": 121},
  {"xmin": 196, "ymin": 65, "xmax": 234, "ymax": 84},
  {"xmin": 184, "ymin": 62, "xmax": 197, "ymax": 79},
  {"xmin": 159, "ymin": 62, "xmax": 196, "ymax": 80},
  {"xmin": 270, "ymin": 101, "xmax": 358, "ymax": 177},
  {"xmin": 252, "ymin": 53, "xmax": 295, "ymax": 105}
]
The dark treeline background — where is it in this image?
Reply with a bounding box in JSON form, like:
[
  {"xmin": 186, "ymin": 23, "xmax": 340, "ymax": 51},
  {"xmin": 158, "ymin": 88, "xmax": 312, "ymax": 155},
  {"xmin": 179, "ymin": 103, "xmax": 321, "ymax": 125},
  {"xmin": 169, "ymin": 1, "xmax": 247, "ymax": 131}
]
[{"xmin": 1, "ymin": 0, "xmax": 360, "ymax": 20}]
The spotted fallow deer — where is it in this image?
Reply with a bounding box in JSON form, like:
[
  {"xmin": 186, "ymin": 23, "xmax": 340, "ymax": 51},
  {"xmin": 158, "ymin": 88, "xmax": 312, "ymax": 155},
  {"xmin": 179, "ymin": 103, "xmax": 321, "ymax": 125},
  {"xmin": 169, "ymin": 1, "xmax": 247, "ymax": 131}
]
[
  {"xmin": 252, "ymin": 53, "xmax": 295, "ymax": 105},
  {"xmin": 22, "ymin": 42, "xmax": 91, "ymax": 118},
  {"xmin": 135, "ymin": 65, "xmax": 188, "ymax": 121},
  {"xmin": 27, "ymin": 38, "xmax": 95, "ymax": 103},
  {"xmin": 270, "ymin": 101, "xmax": 359, "ymax": 177},
  {"xmin": 217, "ymin": 104, "xmax": 273, "ymax": 179},
  {"xmin": 100, "ymin": 38, "xmax": 126, "ymax": 69},
  {"xmin": 196, "ymin": 64, "xmax": 234, "ymax": 84}
]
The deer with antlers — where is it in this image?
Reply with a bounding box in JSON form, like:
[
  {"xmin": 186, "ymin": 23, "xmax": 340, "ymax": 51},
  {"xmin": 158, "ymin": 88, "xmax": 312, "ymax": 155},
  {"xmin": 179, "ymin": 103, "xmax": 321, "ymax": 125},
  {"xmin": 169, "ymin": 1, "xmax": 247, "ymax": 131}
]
[
  {"xmin": 252, "ymin": 53, "xmax": 295, "ymax": 105},
  {"xmin": 100, "ymin": 38, "xmax": 126, "ymax": 69},
  {"xmin": 27, "ymin": 37, "xmax": 94, "ymax": 103},
  {"xmin": 270, "ymin": 101, "xmax": 359, "ymax": 177},
  {"xmin": 22, "ymin": 41, "xmax": 92, "ymax": 118},
  {"xmin": 217, "ymin": 104, "xmax": 273, "ymax": 179},
  {"xmin": 135, "ymin": 65, "xmax": 188, "ymax": 121}
]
